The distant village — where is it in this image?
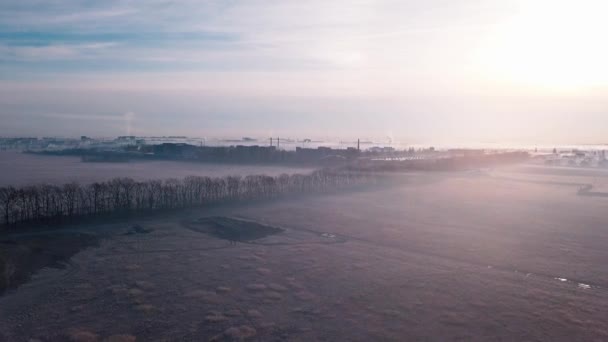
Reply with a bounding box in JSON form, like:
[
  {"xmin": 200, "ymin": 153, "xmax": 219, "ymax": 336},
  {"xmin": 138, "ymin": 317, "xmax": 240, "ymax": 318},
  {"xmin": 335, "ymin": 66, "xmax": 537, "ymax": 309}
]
[
  {"xmin": 1, "ymin": 135, "xmax": 606, "ymax": 169},
  {"xmin": 0, "ymin": 136, "xmax": 433, "ymax": 166},
  {"xmin": 539, "ymin": 149, "xmax": 608, "ymax": 168}
]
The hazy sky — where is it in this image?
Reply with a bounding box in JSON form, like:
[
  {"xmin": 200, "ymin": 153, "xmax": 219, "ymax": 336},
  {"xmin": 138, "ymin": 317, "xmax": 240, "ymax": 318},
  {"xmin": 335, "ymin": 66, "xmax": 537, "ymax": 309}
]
[{"xmin": 1, "ymin": 0, "xmax": 607, "ymax": 144}]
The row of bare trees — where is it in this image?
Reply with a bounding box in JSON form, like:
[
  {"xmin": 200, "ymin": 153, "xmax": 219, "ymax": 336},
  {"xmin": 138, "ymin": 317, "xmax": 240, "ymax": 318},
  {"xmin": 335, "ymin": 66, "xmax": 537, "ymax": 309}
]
[{"xmin": 0, "ymin": 170, "xmax": 375, "ymax": 228}]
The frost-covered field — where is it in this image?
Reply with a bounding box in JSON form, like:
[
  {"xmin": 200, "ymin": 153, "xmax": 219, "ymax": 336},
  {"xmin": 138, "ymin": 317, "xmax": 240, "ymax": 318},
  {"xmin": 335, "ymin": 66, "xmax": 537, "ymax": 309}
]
[{"xmin": 1, "ymin": 166, "xmax": 608, "ymax": 341}]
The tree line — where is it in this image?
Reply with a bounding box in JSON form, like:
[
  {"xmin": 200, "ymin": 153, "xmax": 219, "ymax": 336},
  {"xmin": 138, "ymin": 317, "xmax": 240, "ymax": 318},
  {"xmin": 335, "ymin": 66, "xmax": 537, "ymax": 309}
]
[
  {"xmin": 351, "ymin": 151, "xmax": 530, "ymax": 172},
  {"xmin": 0, "ymin": 170, "xmax": 375, "ymax": 228}
]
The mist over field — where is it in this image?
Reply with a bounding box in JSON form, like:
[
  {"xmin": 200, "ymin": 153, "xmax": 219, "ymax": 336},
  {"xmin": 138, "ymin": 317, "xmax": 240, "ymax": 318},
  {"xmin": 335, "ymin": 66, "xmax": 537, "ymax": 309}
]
[
  {"xmin": 3, "ymin": 0, "xmax": 608, "ymax": 341},
  {"xmin": 2, "ymin": 163, "xmax": 608, "ymax": 341},
  {"xmin": 0, "ymin": 151, "xmax": 313, "ymax": 186}
]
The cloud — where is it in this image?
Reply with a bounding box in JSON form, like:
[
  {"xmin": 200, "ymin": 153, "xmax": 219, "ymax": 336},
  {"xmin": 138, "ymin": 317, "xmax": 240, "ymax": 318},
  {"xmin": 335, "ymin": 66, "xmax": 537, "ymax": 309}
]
[
  {"xmin": 0, "ymin": 0, "xmax": 498, "ymax": 69},
  {"xmin": 2, "ymin": 0, "xmax": 607, "ymax": 143},
  {"xmin": 50, "ymin": 8, "xmax": 138, "ymax": 24},
  {"xmin": 0, "ymin": 42, "xmax": 119, "ymax": 61},
  {"xmin": 0, "ymin": 5, "xmax": 137, "ymax": 28},
  {"xmin": 41, "ymin": 113, "xmax": 127, "ymax": 121}
]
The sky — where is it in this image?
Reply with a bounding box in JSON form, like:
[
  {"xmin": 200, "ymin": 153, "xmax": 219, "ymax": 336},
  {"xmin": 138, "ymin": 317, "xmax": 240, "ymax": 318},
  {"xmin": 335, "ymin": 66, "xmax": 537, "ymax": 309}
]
[{"xmin": 1, "ymin": 0, "xmax": 607, "ymax": 145}]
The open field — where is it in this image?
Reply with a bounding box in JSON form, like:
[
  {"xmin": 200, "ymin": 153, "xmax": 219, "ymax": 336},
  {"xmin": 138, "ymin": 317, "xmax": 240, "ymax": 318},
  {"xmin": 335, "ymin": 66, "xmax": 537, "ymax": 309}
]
[
  {"xmin": 1, "ymin": 165, "xmax": 608, "ymax": 341},
  {"xmin": 0, "ymin": 151, "xmax": 313, "ymax": 186}
]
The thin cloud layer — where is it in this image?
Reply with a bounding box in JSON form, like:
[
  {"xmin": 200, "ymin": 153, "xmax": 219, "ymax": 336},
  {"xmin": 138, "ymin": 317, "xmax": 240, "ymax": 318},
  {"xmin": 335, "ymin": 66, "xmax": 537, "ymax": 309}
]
[{"xmin": 1, "ymin": 0, "xmax": 607, "ymax": 144}]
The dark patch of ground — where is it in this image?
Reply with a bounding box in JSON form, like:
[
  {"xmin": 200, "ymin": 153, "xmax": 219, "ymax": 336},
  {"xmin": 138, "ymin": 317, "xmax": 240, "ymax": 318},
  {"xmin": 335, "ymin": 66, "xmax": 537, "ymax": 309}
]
[
  {"xmin": 124, "ymin": 224, "xmax": 154, "ymax": 235},
  {"xmin": 183, "ymin": 216, "xmax": 284, "ymax": 242},
  {"xmin": 0, "ymin": 233, "xmax": 99, "ymax": 296}
]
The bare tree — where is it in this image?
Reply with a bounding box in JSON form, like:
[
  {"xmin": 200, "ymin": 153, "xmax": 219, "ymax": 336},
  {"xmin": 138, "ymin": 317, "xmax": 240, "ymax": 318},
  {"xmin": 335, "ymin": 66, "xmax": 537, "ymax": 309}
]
[{"xmin": 0, "ymin": 169, "xmax": 375, "ymax": 228}]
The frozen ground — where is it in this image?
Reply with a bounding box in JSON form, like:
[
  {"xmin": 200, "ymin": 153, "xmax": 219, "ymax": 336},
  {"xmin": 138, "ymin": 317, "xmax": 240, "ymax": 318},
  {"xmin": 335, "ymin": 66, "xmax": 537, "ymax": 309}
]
[{"xmin": 1, "ymin": 166, "xmax": 608, "ymax": 341}]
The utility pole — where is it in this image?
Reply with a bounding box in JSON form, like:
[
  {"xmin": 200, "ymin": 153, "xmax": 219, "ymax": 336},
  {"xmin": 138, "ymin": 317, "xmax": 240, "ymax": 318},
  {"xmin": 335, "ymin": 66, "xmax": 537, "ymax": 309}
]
[
  {"xmin": 277, "ymin": 137, "xmax": 280, "ymax": 149},
  {"xmin": 270, "ymin": 137, "xmax": 273, "ymax": 147},
  {"xmin": 357, "ymin": 138, "xmax": 360, "ymax": 152}
]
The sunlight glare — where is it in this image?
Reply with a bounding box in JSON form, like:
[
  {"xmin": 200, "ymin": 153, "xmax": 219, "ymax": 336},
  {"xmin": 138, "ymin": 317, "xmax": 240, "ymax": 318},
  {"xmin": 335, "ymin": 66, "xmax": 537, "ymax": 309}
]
[{"xmin": 477, "ymin": 0, "xmax": 608, "ymax": 90}]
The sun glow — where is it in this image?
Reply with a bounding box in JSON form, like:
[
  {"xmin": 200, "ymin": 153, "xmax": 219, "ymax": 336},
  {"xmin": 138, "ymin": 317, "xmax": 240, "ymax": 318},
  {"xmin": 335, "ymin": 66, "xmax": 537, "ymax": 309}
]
[{"xmin": 477, "ymin": 0, "xmax": 608, "ymax": 90}]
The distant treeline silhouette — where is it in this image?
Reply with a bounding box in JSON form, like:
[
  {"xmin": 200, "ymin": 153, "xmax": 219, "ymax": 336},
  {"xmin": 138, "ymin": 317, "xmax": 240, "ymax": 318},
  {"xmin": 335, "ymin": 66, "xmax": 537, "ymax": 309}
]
[
  {"xmin": 0, "ymin": 170, "xmax": 374, "ymax": 228},
  {"xmin": 351, "ymin": 151, "xmax": 530, "ymax": 172}
]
